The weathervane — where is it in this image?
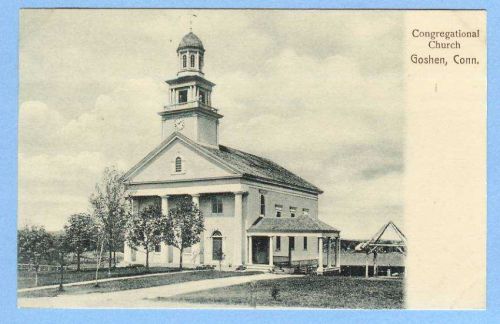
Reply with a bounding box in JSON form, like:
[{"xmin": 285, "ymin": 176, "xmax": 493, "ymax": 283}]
[{"xmin": 189, "ymin": 14, "xmax": 197, "ymax": 32}]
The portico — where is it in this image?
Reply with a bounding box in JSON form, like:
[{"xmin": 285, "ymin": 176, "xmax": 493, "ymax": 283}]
[
  {"xmin": 246, "ymin": 217, "xmax": 341, "ymax": 274},
  {"xmin": 127, "ymin": 186, "xmax": 247, "ymax": 267}
]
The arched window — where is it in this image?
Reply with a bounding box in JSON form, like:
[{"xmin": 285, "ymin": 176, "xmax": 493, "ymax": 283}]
[
  {"xmin": 182, "ymin": 55, "xmax": 187, "ymax": 68},
  {"xmin": 190, "ymin": 55, "xmax": 195, "ymax": 68},
  {"xmin": 199, "ymin": 55, "xmax": 203, "ymax": 70},
  {"xmin": 212, "ymin": 230, "xmax": 223, "ymax": 261},
  {"xmin": 260, "ymin": 194, "xmax": 266, "ymax": 216},
  {"xmin": 175, "ymin": 157, "xmax": 182, "ymax": 172}
]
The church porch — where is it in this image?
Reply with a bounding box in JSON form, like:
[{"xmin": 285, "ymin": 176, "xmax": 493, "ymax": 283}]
[{"xmin": 246, "ymin": 217, "xmax": 341, "ymax": 274}]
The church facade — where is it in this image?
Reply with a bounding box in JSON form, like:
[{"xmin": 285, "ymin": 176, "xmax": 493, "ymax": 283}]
[{"xmin": 122, "ymin": 32, "xmax": 341, "ymax": 273}]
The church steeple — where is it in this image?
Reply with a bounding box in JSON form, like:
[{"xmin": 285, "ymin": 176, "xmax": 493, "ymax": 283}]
[{"xmin": 158, "ymin": 32, "xmax": 222, "ymax": 147}]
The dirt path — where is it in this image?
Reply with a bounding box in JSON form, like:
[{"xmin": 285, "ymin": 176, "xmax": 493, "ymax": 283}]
[{"xmin": 18, "ymin": 273, "xmax": 295, "ymax": 308}]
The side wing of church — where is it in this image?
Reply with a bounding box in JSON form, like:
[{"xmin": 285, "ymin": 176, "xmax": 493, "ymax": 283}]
[{"xmin": 122, "ymin": 32, "xmax": 341, "ymax": 273}]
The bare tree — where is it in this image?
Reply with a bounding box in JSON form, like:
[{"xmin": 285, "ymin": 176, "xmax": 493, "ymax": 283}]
[
  {"xmin": 126, "ymin": 204, "xmax": 166, "ymax": 271},
  {"xmin": 163, "ymin": 197, "xmax": 204, "ymax": 270},
  {"xmin": 89, "ymin": 166, "xmax": 130, "ymax": 274}
]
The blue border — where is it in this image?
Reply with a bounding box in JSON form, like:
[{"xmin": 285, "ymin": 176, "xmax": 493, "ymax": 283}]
[{"xmin": 1, "ymin": 1, "xmax": 499, "ymax": 323}]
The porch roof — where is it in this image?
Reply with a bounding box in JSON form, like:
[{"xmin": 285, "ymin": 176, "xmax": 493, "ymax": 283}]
[{"xmin": 247, "ymin": 216, "xmax": 340, "ymax": 234}]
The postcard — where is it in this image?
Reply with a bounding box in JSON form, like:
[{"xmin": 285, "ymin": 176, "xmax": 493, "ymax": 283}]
[{"xmin": 17, "ymin": 9, "xmax": 486, "ymax": 310}]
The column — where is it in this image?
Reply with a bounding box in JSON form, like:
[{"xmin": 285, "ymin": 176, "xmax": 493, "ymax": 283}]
[
  {"xmin": 234, "ymin": 192, "xmax": 244, "ymax": 266},
  {"xmin": 160, "ymin": 196, "xmax": 169, "ymax": 265},
  {"xmin": 161, "ymin": 195, "xmax": 169, "ymax": 215},
  {"xmin": 191, "ymin": 193, "xmax": 200, "ymax": 206},
  {"xmin": 269, "ymin": 236, "xmax": 274, "ymax": 266},
  {"xmin": 248, "ymin": 236, "xmax": 253, "ymax": 265},
  {"xmin": 335, "ymin": 237, "xmax": 341, "ymax": 267},
  {"xmin": 191, "ymin": 194, "xmax": 202, "ymax": 264},
  {"xmin": 318, "ymin": 237, "xmax": 324, "ymax": 274},
  {"xmin": 124, "ymin": 241, "xmax": 131, "ymax": 264},
  {"xmin": 327, "ymin": 237, "xmax": 332, "ymax": 268},
  {"xmin": 365, "ymin": 253, "xmax": 369, "ymax": 278}
]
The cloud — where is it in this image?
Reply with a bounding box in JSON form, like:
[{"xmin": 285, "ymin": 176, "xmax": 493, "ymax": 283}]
[
  {"xmin": 59, "ymin": 78, "xmax": 164, "ymax": 162},
  {"xmin": 19, "ymin": 101, "xmax": 65, "ymax": 154},
  {"xmin": 19, "ymin": 10, "xmax": 405, "ymax": 237},
  {"xmin": 18, "ymin": 151, "xmax": 110, "ymax": 229}
]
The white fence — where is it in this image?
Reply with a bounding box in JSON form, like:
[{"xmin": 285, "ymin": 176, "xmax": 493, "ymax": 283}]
[{"xmin": 18, "ymin": 263, "xmax": 97, "ymax": 272}]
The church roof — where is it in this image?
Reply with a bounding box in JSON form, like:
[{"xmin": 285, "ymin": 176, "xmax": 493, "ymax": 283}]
[
  {"xmin": 177, "ymin": 32, "xmax": 205, "ymax": 51},
  {"xmin": 201, "ymin": 144, "xmax": 322, "ymax": 194},
  {"xmin": 123, "ymin": 132, "xmax": 322, "ymax": 194},
  {"xmin": 248, "ymin": 215, "xmax": 340, "ymax": 234}
]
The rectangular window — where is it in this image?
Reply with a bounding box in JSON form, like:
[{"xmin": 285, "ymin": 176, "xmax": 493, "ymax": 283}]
[
  {"xmin": 289, "ymin": 237, "xmax": 295, "ymax": 251},
  {"xmin": 211, "ymin": 196, "xmax": 223, "ymax": 214},
  {"xmin": 199, "ymin": 89, "xmax": 206, "ymax": 104},
  {"xmin": 154, "ymin": 244, "xmax": 161, "ymax": 253},
  {"xmin": 275, "ymin": 204, "xmax": 283, "ymax": 218},
  {"xmin": 178, "ymin": 89, "xmax": 188, "ymax": 103},
  {"xmin": 131, "ymin": 248, "xmax": 137, "ymax": 262},
  {"xmin": 276, "ymin": 236, "xmax": 281, "ymax": 251},
  {"xmin": 260, "ymin": 195, "xmax": 266, "ymax": 216},
  {"xmin": 290, "ymin": 207, "xmax": 297, "ymax": 218},
  {"xmin": 303, "ymin": 208, "xmax": 310, "ymax": 217},
  {"xmin": 303, "ymin": 237, "xmax": 308, "ymax": 250}
]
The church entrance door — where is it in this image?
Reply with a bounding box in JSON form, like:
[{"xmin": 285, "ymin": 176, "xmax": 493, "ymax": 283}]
[{"xmin": 252, "ymin": 236, "xmax": 269, "ymax": 264}]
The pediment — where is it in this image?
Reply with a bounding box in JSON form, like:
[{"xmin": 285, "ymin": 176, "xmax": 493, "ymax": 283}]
[{"xmin": 127, "ymin": 136, "xmax": 237, "ymax": 183}]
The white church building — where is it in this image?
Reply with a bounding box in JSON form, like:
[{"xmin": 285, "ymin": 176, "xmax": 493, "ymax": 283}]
[{"xmin": 122, "ymin": 32, "xmax": 341, "ymax": 273}]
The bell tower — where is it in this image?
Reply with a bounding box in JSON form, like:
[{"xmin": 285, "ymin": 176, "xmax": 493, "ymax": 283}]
[{"xmin": 159, "ymin": 32, "xmax": 222, "ymax": 147}]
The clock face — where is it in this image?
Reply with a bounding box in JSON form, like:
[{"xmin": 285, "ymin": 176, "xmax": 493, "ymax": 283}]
[{"xmin": 174, "ymin": 119, "xmax": 185, "ymax": 131}]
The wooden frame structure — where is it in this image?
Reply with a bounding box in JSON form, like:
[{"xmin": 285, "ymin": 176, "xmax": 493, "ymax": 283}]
[{"xmin": 355, "ymin": 221, "xmax": 406, "ymax": 278}]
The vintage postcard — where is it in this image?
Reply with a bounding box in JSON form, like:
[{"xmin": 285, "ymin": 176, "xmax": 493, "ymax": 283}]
[{"xmin": 17, "ymin": 9, "xmax": 486, "ymax": 310}]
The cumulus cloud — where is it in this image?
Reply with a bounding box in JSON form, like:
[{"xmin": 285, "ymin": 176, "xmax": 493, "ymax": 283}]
[
  {"xmin": 19, "ymin": 10, "xmax": 404, "ymax": 236},
  {"xmin": 18, "ymin": 151, "xmax": 109, "ymax": 228}
]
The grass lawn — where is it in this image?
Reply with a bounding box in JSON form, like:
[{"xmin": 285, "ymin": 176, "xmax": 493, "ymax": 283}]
[
  {"xmin": 165, "ymin": 276, "xmax": 404, "ymax": 309},
  {"xmin": 18, "ymin": 266, "xmax": 179, "ymax": 289},
  {"xmin": 18, "ymin": 270, "xmax": 261, "ymax": 299}
]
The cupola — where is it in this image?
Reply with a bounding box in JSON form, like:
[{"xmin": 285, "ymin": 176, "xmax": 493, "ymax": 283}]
[{"xmin": 177, "ymin": 32, "xmax": 205, "ymax": 77}]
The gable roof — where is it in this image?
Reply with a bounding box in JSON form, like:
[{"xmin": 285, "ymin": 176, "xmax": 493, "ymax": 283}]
[
  {"xmin": 201, "ymin": 145, "xmax": 322, "ymax": 193},
  {"xmin": 248, "ymin": 216, "xmax": 339, "ymax": 234},
  {"xmin": 122, "ymin": 132, "xmax": 322, "ymax": 194}
]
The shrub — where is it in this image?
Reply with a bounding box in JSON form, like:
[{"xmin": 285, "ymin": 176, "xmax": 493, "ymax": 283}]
[{"xmin": 271, "ymin": 286, "xmax": 280, "ymax": 301}]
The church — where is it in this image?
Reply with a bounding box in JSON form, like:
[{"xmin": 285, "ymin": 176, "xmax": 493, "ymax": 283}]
[{"xmin": 122, "ymin": 31, "xmax": 341, "ymax": 273}]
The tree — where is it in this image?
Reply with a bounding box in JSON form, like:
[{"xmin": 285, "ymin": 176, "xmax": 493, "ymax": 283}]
[
  {"xmin": 163, "ymin": 197, "xmax": 204, "ymax": 270},
  {"xmin": 126, "ymin": 204, "xmax": 166, "ymax": 271},
  {"xmin": 64, "ymin": 213, "xmax": 98, "ymax": 271},
  {"xmin": 93, "ymin": 225, "xmax": 107, "ymax": 287},
  {"xmin": 49, "ymin": 232, "xmax": 71, "ymax": 291},
  {"xmin": 18, "ymin": 226, "xmax": 54, "ymax": 287},
  {"xmin": 89, "ymin": 166, "xmax": 130, "ymax": 274}
]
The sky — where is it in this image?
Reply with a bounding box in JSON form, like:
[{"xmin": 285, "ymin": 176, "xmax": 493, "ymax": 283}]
[{"xmin": 19, "ymin": 9, "xmax": 404, "ymax": 239}]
